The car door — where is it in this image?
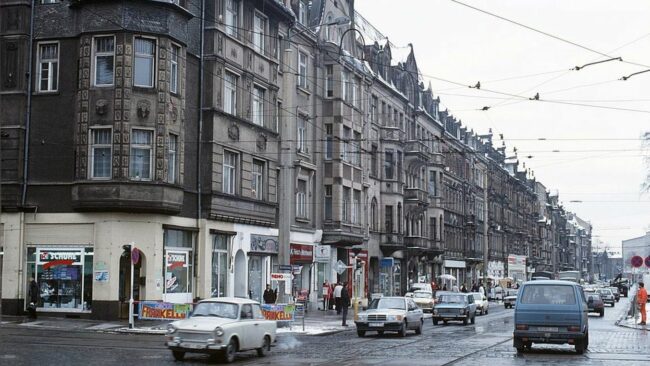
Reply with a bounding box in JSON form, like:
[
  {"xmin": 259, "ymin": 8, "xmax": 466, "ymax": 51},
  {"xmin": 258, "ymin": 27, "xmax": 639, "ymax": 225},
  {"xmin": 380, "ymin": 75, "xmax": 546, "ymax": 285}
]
[
  {"xmin": 407, "ymin": 299, "xmax": 422, "ymax": 328},
  {"xmin": 238, "ymin": 304, "xmax": 255, "ymax": 350}
]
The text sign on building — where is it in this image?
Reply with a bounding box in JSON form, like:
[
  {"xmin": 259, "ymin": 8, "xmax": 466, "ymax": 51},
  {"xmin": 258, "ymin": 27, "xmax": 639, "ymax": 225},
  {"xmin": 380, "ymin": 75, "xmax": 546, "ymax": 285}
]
[
  {"xmin": 250, "ymin": 235, "xmax": 279, "ymax": 254},
  {"xmin": 139, "ymin": 301, "xmax": 191, "ymax": 320},
  {"xmin": 314, "ymin": 245, "xmax": 331, "ymax": 263},
  {"xmin": 290, "ymin": 244, "xmax": 313, "ymax": 263},
  {"xmin": 37, "ymin": 249, "xmax": 83, "ymax": 268},
  {"xmin": 166, "ymin": 252, "xmax": 187, "ymax": 270},
  {"xmin": 380, "ymin": 257, "xmax": 394, "ymax": 268}
]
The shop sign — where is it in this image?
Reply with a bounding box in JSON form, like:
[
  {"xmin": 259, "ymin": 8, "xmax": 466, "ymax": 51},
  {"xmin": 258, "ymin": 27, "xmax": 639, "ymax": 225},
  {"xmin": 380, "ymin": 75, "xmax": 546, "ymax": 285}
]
[
  {"xmin": 314, "ymin": 245, "xmax": 331, "ymax": 263},
  {"xmin": 37, "ymin": 249, "xmax": 83, "ymax": 268},
  {"xmin": 380, "ymin": 258, "xmax": 394, "ymax": 268},
  {"xmin": 250, "ymin": 235, "xmax": 279, "ymax": 254},
  {"xmin": 290, "ymin": 244, "xmax": 313, "ymax": 263},
  {"xmin": 139, "ymin": 301, "xmax": 192, "ymax": 320},
  {"xmin": 443, "ymin": 260, "xmax": 466, "ymax": 269},
  {"xmin": 261, "ymin": 303, "xmax": 295, "ymax": 321},
  {"xmin": 270, "ymin": 273, "xmax": 292, "ymax": 282},
  {"xmin": 166, "ymin": 252, "xmax": 187, "ymax": 270},
  {"xmin": 94, "ymin": 270, "xmax": 109, "ymax": 282}
]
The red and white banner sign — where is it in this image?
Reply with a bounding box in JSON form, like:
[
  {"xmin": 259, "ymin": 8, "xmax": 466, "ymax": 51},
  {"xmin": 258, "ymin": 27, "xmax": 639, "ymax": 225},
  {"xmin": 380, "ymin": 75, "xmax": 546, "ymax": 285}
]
[{"xmin": 290, "ymin": 244, "xmax": 313, "ymax": 264}]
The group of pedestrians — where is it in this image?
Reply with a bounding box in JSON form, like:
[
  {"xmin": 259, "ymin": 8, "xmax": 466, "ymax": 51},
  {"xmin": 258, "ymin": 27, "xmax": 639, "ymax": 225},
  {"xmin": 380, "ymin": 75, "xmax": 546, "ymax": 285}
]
[{"xmin": 322, "ymin": 281, "xmax": 351, "ymax": 326}]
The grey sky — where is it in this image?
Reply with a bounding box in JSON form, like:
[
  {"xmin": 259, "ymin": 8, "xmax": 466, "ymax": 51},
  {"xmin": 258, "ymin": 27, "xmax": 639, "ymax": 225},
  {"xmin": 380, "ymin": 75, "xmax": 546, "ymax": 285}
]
[{"xmin": 356, "ymin": 0, "xmax": 650, "ymax": 252}]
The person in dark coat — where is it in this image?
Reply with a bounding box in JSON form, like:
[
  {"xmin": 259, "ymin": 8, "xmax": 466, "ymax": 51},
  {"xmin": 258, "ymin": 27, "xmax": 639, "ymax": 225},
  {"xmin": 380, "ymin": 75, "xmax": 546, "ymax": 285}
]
[
  {"xmin": 340, "ymin": 282, "xmax": 351, "ymax": 326},
  {"xmin": 263, "ymin": 284, "xmax": 277, "ymax": 304},
  {"xmin": 27, "ymin": 277, "xmax": 39, "ymax": 319}
]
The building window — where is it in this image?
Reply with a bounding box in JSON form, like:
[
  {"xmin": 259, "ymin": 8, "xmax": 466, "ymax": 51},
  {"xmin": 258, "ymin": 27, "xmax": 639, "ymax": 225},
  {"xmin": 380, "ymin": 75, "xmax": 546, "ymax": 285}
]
[
  {"xmin": 163, "ymin": 229, "xmax": 194, "ymax": 298},
  {"xmin": 325, "ymin": 124, "xmax": 333, "ymax": 159},
  {"xmin": 370, "ymin": 198, "xmax": 377, "ymax": 231},
  {"xmin": 430, "ymin": 217, "xmax": 437, "ymax": 240},
  {"xmin": 170, "ymin": 45, "xmax": 179, "ymax": 94},
  {"xmin": 276, "ymin": 101, "xmax": 282, "ymax": 132},
  {"xmin": 222, "ymin": 150, "xmax": 238, "ymax": 195},
  {"xmin": 89, "ymin": 128, "xmax": 111, "ymax": 179},
  {"xmin": 94, "ymin": 36, "xmax": 114, "ymax": 86},
  {"xmin": 352, "ymin": 190, "xmax": 360, "ymax": 224},
  {"xmin": 298, "ymin": 51, "xmax": 308, "ymax": 89},
  {"xmin": 252, "ymin": 86, "xmax": 264, "ymax": 126},
  {"xmin": 325, "ymin": 65, "xmax": 333, "ymax": 97},
  {"xmin": 353, "ymin": 132, "xmax": 361, "ymax": 166},
  {"xmin": 297, "ymin": 116, "xmax": 307, "ymax": 153},
  {"xmin": 371, "ymin": 95, "xmax": 378, "ymax": 122},
  {"xmin": 223, "ymin": 71, "xmax": 237, "ymax": 115},
  {"xmin": 129, "ymin": 129, "xmax": 153, "ymax": 180},
  {"xmin": 298, "ymin": 0, "xmax": 309, "ymax": 24},
  {"xmin": 385, "ymin": 205, "xmax": 393, "ymax": 233},
  {"xmin": 253, "ymin": 13, "xmax": 265, "ymax": 54},
  {"xmin": 225, "ymin": 0, "xmax": 239, "ymax": 37},
  {"xmin": 211, "ymin": 234, "xmax": 230, "ymax": 297},
  {"xmin": 342, "ymin": 127, "xmax": 351, "ymax": 163},
  {"xmin": 296, "ymin": 179, "xmax": 307, "ymax": 218},
  {"xmin": 324, "ymin": 185, "xmax": 332, "ymax": 220},
  {"xmin": 252, "ymin": 159, "xmax": 264, "ymax": 200},
  {"xmin": 341, "ymin": 70, "xmax": 349, "ymax": 102},
  {"xmin": 167, "ymin": 134, "xmax": 178, "ymax": 184},
  {"xmin": 397, "ymin": 203, "xmax": 402, "ymax": 234},
  {"xmin": 428, "ymin": 171, "xmax": 437, "ymax": 196},
  {"xmin": 38, "ymin": 43, "xmax": 58, "ymax": 92},
  {"xmin": 384, "ymin": 150, "xmax": 394, "ymax": 179},
  {"xmin": 342, "ymin": 187, "xmax": 350, "ymax": 222},
  {"xmin": 371, "ymin": 145, "xmax": 378, "ymax": 177},
  {"xmin": 134, "ymin": 37, "xmax": 155, "ymax": 87}
]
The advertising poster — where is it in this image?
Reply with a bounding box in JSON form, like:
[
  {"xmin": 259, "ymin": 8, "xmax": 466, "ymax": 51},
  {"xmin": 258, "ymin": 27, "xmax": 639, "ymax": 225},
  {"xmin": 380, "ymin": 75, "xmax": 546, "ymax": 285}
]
[
  {"xmin": 260, "ymin": 304, "xmax": 295, "ymax": 321},
  {"xmin": 139, "ymin": 301, "xmax": 192, "ymax": 320}
]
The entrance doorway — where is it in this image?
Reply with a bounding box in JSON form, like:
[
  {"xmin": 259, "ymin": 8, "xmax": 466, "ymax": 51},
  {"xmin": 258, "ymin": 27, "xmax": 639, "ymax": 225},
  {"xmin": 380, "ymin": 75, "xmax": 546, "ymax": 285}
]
[
  {"xmin": 119, "ymin": 250, "xmax": 146, "ymax": 319},
  {"xmin": 234, "ymin": 250, "xmax": 246, "ymax": 298}
]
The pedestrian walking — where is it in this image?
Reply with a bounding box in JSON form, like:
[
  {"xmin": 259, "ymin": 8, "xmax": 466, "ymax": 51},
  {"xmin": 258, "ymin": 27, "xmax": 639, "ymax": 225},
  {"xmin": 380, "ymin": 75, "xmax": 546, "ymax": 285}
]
[
  {"xmin": 461, "ymin": 284, "xmax": 468, "ymax": 293},
  {"xmin": 263, "ymin": 284, "xmax": 277, "ymax": 304},
  {"xmin": 27, "ymin": 276, "xmax": 39, "ymax": 320},
  {"xmin": 452, "ymin": 284, "xmax": 459, "ymax": 292},
  {"xmin": 430, "ymin": 280, "xmax": 438, "ymax": 294},
  {"xmin": 479, "ymin": 282, "xmax": 485, "ymax": 296},
  {"xmin": 322, "ymin": 281, "xmax": 331, "ymax": 311},
  {"xmin": 638, "ymin": 282, "xmax": 648, "ymax": 325},
  {"xmin": 341, "ymin": 282, "xmax": 351, "ymax": 326},
  {"xmin": 442, "ymin": 284, "xmax": 448, "ymax": 291},
  {"xmin": 471, "ymin": 282, "xmax": 478, "ymax": 292},
  {"xmin": 334, "ymin": 282, "xmax": 343, "ymax": 314}
]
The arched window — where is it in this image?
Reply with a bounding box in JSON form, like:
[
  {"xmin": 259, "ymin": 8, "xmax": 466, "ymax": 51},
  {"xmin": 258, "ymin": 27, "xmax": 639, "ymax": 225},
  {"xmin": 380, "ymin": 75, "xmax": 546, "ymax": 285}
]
[
  {"xmin": 325, "ymin": 14, "xmax": 333, "ymax": 41},
  {"xmin": 397, "ymin": 203, "xmax": 403, "ymax": 234}
]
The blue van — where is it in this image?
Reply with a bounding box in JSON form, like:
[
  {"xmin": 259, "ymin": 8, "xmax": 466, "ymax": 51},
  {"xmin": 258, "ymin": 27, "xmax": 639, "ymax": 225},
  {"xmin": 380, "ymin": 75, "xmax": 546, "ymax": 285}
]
[{"xmin": 513, "ymin": 280, "xmax": 588, "ymax": 354}]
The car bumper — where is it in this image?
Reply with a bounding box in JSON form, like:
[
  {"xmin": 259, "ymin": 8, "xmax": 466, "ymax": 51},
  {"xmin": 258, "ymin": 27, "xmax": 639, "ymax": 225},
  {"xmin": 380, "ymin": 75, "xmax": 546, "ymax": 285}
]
[
  {"xmin": 513, "ymin": 330, "xmax": 586, "ymax": 345},
  {"xmin": 166, "ymin": 341, "xmax": 226, "ymax": 353},
  {"xmin": 433, "ymin": 314, "xmax": 469, "ymax": 321},
  {"xmin": 355, "ymin": 321, "xmax": 404, "ymax": 331}
]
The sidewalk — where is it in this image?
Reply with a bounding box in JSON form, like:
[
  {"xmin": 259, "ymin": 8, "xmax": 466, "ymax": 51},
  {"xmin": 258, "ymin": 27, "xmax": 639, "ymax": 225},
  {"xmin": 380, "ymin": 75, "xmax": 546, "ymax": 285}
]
[{"xmin": 615, "ymin": 298, "xmax": 650, "ymax": 330}]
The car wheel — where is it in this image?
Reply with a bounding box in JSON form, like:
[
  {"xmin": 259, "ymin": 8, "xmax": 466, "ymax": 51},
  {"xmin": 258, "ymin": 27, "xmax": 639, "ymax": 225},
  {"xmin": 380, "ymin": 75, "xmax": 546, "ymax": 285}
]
[
  {"xmin": 415, "ymin": 319, "xmax": 423, "ymax": 335},
  {"xmin": 378, "ymin": 331, "xmax": 384, "ymax": 335},
  {"xmin": 463, "ymin": 317, "xmax": 468, "ymax": 326},
  {"xmin": 399, "ymin": 321, "xmax": 407, "ymax": 337},
  {"xmin": 485, "ymin": 308, "xmax": 488, "ymax": 315},
  {"xmin": 256, "ymin": 335, "xmax": 271, "ymax": 357},
  {"xmin": 220, "ymin": 338, "xmax": 237, "ymax": 363},
  {"xmin": 514, "ymin": 337, "xmax": 524, "ymax": 354},
  {"xmin": 599, "ymin": 309, "xmax": 605, "ymax": 317},
  {"xmin": 575, "ymin": 341, "xmax": 585, "ymax": 355},
  {"xmin": 471, "ymin": 315, "xmax": 475, "ymax": 325},
  {"xmin": 433, "ymin": 319, "xmax": 438, "ymax": 326},
  {"xmin": 443, "ymin": 320, "xmax": 448, "ymax": 326},
  {"xmin": 584, "ymin": 332, "xmax": 589, "ymax": 349},
  {"xmin": 357, "ymin": 329, "xmax": 366, "ymax": 337},
  {"xmin": 172, "ymin": 351, "xmax": 185, "ymax": 361}
]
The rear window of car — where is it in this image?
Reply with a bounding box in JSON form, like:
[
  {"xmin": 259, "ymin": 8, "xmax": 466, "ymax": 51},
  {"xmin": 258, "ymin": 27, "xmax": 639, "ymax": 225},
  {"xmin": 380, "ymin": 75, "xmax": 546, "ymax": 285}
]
[{"xmin": 520, "ymin": 285, "xmax": 576, "ymax": 305}]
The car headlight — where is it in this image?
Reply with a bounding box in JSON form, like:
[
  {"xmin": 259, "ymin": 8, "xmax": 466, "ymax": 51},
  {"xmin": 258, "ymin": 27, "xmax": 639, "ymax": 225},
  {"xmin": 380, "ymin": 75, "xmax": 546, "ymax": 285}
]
[
  {"xmin": 387, "ymin": 315, "xmax": 403, "ymax": 322},
  {"xmin": 214, "ymin": 327, "xmax": 224, "ymax": 337},
  {"xmin": 433, "ymin": 309, "xmax": 438, "ymax": 315},
  {"xmin": 166, "ymin": 324, "xmax": 177, "ymax": 334}
]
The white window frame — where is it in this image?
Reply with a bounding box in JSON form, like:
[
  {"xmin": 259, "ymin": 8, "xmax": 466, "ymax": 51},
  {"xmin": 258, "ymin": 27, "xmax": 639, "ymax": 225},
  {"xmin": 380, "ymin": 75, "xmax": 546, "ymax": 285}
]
[
  {"xmin": 93, "ymin": 35, "xmax": 115, "ymax": 87},
  {"xmin": 133, "ymin": 36, "xmax": 156, "ymax": 88},
  {"xmin": 252, "ymin": 85, "xmax": 265, "ymax": 126},
  {"xmin": 222, "ymin": 150, "xmax": 238, "ymax": 195},
  {"xmin": 352, "ymin": 190, "xmax": 360, "ymax": 225},
  {"xmin": 223, "ymin": 70, "xmax": 238, "ymax": 115},
  {"xmin": 170, "ymin": 44, "xmax": 180, "ymax": 94},
  {"xmin": 167, "ymin": 133, "xmax": 178, "ymax": 184},
  {"xmin": 37, "ymin": 41, "xmax": 59, "ymax": 92},
  {"xmin": 296, "ymin": 179, "xmax": 307, "ymax": 218},
  {"xmin": 129, "ymin": 128, "xmax": 154, "ymax": 181},
  {"xmin": 324, "ymin": 184, "xmax": 332, "ymax": 220},
  {"xmin": 342, "ymin": 187, "xmax": 350, "ymax": 222},
  {"xmin": 89, "ymin": 127, "xmax": 112, "ymax": 180},
  {"xmin": 298, "ymin": 51, "xmax": 308, "ymax": 89},
  {"xmin": 297, "ymin": 115, "xmax": 307, "ymax": 153},
  {"xmin": 225, "ymin": 0, "xmax": 240, "ymax": 38},
  {"xmin": 298, "ymin": 0, "xmax": 309, "ymax": 25},
  {"xmin": 253, "ymin": 12, "xmax": 266, "ymax": 54},
  {"xmin": 252, "ymin": 159, "xmax": 264, "ymax": 200},
  {"xmin": 342, "ymin": 127, "xmax": 351, "ymax": 163},
  {"xmin": 341, "ymin": 70, "xmax": 349, "ymax": 102},
  {"xmin": 325, "ymin": 65, "xmax": 333, "ymax": 98},
  {"xmin": 325, "ymin": 124, "xmax": 333, "ymax": 160}
]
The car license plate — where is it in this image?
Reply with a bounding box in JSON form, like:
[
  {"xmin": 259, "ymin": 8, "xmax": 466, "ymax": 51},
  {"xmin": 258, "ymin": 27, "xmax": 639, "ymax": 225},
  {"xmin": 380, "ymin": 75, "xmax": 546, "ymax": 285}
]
[
  {"xmin": 182, "ymin": 343, "xmax": 204, "ymax": 349},
  {"xmin": 369, "ymin": 322, "xmax": 384, "ymax": 327},
  {"xmin": 537, "ymin": 327, "xmax": 558, "ymax": 332}
]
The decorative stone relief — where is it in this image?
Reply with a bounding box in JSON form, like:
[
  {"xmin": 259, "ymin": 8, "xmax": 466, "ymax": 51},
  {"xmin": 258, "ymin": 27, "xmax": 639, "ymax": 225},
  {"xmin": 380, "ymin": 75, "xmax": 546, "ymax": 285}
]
[
  {"xmin": 95, "ymin": 99, "xmax": 108, "ymax": 115},
  {"xmin": 228, "ymin": 123, "xmax": 240, "ymax": 141},
  {"xmin": 256, "ymin": 134, "xmax": 267, "ymax": 151},
  {"xmin": 137, "ymin": 100, "xmax": 151, "ymax": 119}
]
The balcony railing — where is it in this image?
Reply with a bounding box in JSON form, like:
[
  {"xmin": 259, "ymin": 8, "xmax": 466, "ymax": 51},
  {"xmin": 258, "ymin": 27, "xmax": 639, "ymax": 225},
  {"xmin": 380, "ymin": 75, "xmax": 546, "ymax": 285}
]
[
  {"xmin": 404, "ymin": 140, "xmax": 430, "ymax": 159},
  {"xmin": 381, "ymin": 233, "xmax": 404, "ymax": 248},
  {"xmin": 404, "ymin": 236, "xmax": 431, "ymax": 249},
  {"xmin": 404, "ymin": 187, "xmax": 428, "ymax": 204}
]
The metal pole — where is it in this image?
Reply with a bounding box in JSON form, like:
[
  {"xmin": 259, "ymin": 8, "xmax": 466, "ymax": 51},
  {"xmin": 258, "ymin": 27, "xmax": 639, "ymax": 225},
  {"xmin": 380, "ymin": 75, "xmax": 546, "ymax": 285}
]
[
  {"xmin": 483, "ymin": 170, "xmax": 489, "ymax": 287},
  {"xmin": 128, "ymin": 247, "xmax": 134, "ymax": 329}
]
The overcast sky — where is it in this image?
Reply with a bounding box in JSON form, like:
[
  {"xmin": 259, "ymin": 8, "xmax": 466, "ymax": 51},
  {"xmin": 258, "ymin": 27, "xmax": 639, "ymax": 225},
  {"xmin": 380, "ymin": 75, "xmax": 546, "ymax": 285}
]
[{"xmin": 356, "ymin": 0, "xmax": 650, "ymax": 252}]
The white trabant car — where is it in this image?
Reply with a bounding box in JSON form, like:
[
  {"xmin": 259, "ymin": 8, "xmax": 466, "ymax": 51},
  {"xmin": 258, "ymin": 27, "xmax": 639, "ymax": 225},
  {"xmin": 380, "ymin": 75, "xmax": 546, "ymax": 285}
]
[
  {"xmin": 165, "ymin": 297, "xmax": 276, "ymax": 363},
  {"xmin": 412, "ymin": 291, "xmax": 435, "ymax": 313},
  {"xmin": 470, "ymin": 292, "xmax": 489, "ymax": 315}
]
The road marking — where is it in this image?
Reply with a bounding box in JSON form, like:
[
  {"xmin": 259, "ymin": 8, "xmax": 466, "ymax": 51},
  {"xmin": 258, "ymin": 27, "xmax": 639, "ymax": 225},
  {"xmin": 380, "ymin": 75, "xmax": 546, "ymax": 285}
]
[
  {"xmin": 141, "ymin": 355, "xmax": 163, "ymax": 359},
  {"xmin": 0, "ymin": 355, "xmax": 17, "ymax": 359}
]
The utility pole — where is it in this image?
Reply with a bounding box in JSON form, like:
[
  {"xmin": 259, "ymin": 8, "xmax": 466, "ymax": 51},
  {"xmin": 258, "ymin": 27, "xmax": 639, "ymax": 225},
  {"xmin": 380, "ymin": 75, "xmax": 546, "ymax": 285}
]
[{"xmin": 482, "ymin": 168, "xmax": 489, "ymax": 287}]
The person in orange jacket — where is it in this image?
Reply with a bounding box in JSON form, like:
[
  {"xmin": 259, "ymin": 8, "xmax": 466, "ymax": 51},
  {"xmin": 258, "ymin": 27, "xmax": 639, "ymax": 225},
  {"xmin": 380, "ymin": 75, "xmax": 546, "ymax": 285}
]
[{"xmin": 638, "ymin": 282, "xmax": 648, "ymax": 325}]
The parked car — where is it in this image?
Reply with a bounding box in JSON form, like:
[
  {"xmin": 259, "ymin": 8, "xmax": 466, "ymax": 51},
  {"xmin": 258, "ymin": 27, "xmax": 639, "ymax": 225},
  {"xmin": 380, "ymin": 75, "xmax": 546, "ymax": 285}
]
[
  {"xmin": 597, "ymin": 288, "xmax": 616, "ymax": 307},
  {"xmin": 165, "ymin": 297, "xmax": 275, "ymax": 363},
  {"xmin": 585, "ymin": 293, "xmax": 605, "ymax": 317},
  {"xmin": 609, "ymin": 287, "xmax": 621, "ymax": 302},
  {"xmin": 470, "ymin": 292, "xmax": 489, "ymax": 315},
  {"xmin": 504, "ymin": 289, "xmax": 518, "ymax": 309},
  {"xmin": 513, "ymin": 280, "xmax": 589, "ymax": 354},
  {"xmin": 432, "ymin": 292, "xmax": 477, "ymax": 326},
  {"xmin": 355, "ymin": 296, "xmax": 424, "ymax": 337},
  {"xmin": 412, "ymin": 291, "xmax": 435, "ymax": 313}
]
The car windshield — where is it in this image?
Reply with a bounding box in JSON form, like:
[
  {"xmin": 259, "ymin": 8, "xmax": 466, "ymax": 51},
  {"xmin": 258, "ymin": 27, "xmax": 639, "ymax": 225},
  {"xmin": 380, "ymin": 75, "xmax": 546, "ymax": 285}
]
[
  {"xmin": 369, "ymin": 298, "xmax": 405, "ymax": 310},
  {"xmin": 438, "ymin": 294, "xmax": 466, "ymax": 304},
  {"xmin": 470, "ymin": 293, "xmax": 482, "ymax": 301},
  {"xmin": 191, "ymin": 301, "xmax": 239, "ymax": 319},
  {"xmin": 506, "ymin": 290, "xmax": 518, "ymax": 296},
  {"xmin": 597, "ymin": 289, "xmax": 611, "ymax": 295},
  {"xmin": 521, "ymin": 285, "xmax": 576, "ymax": 305},
  {"xmin": 413, "ymin": 292, "xmax": 432, "ymax": 299}
]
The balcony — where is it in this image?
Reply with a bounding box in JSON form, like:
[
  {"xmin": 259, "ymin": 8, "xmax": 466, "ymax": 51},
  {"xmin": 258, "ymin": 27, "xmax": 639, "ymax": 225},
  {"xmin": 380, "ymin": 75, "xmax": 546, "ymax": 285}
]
[
  {"xmin": 404, "ymin": 187, "xmax": 428, "ymax": 206},
  {"xmin": 381, "ymin": 233, "xmax": 404, "ymax": 249},
  {"xmin": 429, "ymin": 152, "xmax": 444, "ymax": 167},
  {"xmin": 404, "ymin": 140, "xmax": 430, "ymax": 161},
  {"xmin": 72, "ymin": 182, "xmax": 183, "ymax": 214},
  {"xmin": 322, "ymin": 222, "xmax": 365, "ymax": 246},
  {"xmin": 404, "ymin": 236, "xmax": 430, "ymax": 249},
  {"xmin": 381, "ymin": 128, "xmax": 405, "ymax": 142}
]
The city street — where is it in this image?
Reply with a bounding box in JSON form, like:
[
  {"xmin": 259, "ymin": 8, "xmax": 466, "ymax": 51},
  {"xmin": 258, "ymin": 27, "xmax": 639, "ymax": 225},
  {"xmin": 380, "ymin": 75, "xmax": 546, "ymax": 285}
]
[{"xmin": 1, "ymin": 302, "xmax": 648, "ymax": 365}]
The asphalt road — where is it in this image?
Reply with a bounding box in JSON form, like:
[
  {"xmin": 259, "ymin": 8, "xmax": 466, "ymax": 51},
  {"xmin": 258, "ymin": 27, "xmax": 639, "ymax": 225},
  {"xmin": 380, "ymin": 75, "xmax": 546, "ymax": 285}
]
[{"xmin": 1, "ymin": 301, "xmax": 648, "ymax": 366}]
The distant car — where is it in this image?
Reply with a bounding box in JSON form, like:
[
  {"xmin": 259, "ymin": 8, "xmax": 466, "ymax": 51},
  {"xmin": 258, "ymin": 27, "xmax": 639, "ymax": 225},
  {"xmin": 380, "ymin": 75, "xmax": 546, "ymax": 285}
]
[
  {"xmin": 412, "ymin": 291, "xmax": 435, "ymax": 313},
  {"xmin": 514, "ymin": 280, "xmax": 589, "ymax": 354},
  {"xmin": 355, "ymin": 297, "xmax": 424, "ymax": 337},
  {"xmin": 470, "ymin": 292, "xmax": 489, "ymax": 315},
  {"xmin": 165, "ymin": 297, "xmax": 275, "ymax": 363},
  {"xmin": 504, "ymin": 289, "xmax": 518, "ymax": 309},
  {"xmin": 597, "ymin": 288, "xmax": 615, "ymax": 307},
  {"xmin": 609, "ymin": 287, "xmax": 620, "ymax": 302},
  {"xmin": 585, "ymin": 293, "xmax": 605, "ymax": 317},
  {"xmin": 432, "ymin": 292, "xmax": 477, "ymax": 326}
]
